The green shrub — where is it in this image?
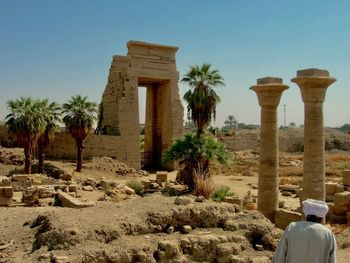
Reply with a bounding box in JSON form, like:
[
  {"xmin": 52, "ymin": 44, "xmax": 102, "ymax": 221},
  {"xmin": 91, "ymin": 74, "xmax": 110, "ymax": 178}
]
[
  {"xmin": 163, "ymin": 133, "xmax": 230, "ymax": 188},
  {"xmin": 212, "ymin": 186, "xmax": 234, "ymax": 202},
  {"xmin": 126, "ymin": 180, "xmax": 144, "ymax": 196}
]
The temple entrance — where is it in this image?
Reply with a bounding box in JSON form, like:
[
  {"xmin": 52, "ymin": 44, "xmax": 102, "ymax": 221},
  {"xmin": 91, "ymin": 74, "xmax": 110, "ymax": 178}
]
[
  {"xmin": 100, "ymin": 41, "xmax": 184, "ymax": 169},
  {"xmin": 139, "ymin": 78, "xmax": 169, "ymax": 169}
]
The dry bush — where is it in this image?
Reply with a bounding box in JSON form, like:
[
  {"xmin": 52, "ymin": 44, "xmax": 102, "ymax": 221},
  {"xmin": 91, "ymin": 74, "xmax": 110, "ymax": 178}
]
[
  {"xmin": 326, "ymin": 153, "xmax": 350, "ymax": 162},
  {"xmin": 193, "ymin": 168, "xmax": 215, "ymax": 199},
  {"xmin": 279, "ymin": 166, "xmax": 303, "ymax": 177}
]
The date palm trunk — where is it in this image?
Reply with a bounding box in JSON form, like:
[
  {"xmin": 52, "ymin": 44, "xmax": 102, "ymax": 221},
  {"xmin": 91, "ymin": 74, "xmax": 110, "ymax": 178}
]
[
  {"xmin": 76, "ymin": 139, "xmax": 84, "ymax": 172},
  {"xmin": 38, "ymin": 145, "xmax": 45, "ymax": 174},
  {"xmin": 24, "ymin": 145, "xmax": 32, "ymax": 174}
]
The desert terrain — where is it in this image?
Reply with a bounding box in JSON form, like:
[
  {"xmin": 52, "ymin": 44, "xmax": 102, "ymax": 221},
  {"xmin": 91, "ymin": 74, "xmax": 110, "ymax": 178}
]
[{"xmin": 1, "ymin": 129, "xmax": 350, "ymax": 262}]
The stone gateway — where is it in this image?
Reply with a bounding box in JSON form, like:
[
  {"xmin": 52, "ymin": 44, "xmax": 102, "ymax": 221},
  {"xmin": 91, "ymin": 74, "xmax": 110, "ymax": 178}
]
[{"xmin": 98, "ymin": 41, "xmax": 184, "ymax": 169}]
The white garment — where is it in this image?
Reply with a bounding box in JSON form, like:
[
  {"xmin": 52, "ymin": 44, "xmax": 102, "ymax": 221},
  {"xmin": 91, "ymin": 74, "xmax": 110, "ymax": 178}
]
[{"xmin": 272, "ymin": 221, "xmax": 337, "ymax": 263}]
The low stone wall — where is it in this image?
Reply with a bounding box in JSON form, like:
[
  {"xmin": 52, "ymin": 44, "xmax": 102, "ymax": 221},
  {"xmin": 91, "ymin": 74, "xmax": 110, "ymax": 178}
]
[
  {"xmin": 218, "ymin": 132, "xmax": 259, "ymax": 151},
  {"xmin": 46, "ymin": 132, "xmax": 139, "ymax": 168}
]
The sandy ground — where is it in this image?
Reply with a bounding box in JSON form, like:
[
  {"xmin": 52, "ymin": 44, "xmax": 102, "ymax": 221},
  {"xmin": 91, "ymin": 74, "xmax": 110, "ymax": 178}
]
[{"xmin": 1, "ymin": 147, "xmax": 350, "ymax": 262}]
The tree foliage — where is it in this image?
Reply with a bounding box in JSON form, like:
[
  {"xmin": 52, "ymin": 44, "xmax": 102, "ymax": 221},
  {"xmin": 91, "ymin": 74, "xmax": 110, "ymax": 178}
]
[
  {"xmin": 62, "ymin": 95, "xmax": 97, "ymax": 172},
  {"xmin": 163, "ymin": 133, "xmax": 230, "ymax": 188},
  {"xmin": 182, "ymin": 64, "xmax": 224, "ymax": 137},
  {"xmin": 5, "ymin": 97, "xmax": 47, "ymax": 174},
  {"xmin": 37, "ymin": 100, "xmax": 61, "ymax": 173},
  {"xmin": 224, "ymin": 115, "xmax": 238, "ymax": 129}
]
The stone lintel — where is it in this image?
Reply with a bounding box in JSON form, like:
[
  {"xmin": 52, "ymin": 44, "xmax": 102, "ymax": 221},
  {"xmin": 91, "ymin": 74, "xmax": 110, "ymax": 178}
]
[
  {"xmin": 127, "ymin": 41, "xmax": 178, "ymax": 60},
  {"xmin": 127, "ymin": 41, "xmax": 178, "ymax": 51},
  {"xmin": 257, "ymin": 77, "xmax": 283, "ymax": 85}
]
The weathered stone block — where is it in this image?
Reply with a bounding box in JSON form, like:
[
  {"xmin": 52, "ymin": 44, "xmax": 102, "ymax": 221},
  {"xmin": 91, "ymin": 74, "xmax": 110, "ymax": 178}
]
[
  {"xmin": 327, "ymin": 203, "xmax": 334, "ymax": 221},
  {"xmin": 68, "ymin": 184, "xmax": 78, "ymax": 193},
  {"xmin": 336, "ymin": 184, "xmax": 344, "ymax": 193},
  {"xmin": 257, "ymin": 77, "xmax": 282, "ymax": 85},
  {"xmin": 342, "ymin": 170, "xmax": 350, "ymax": 186},
  {"xmin": 334, "ymin": 191, "xmax": 350, "ymax": 216},
  {"xmin": 0, "ymin": 186, "xmax": 13, "ymax": 206},
  {"xmin": 223, "ymin": 196, "xmax": 243, "ymax": 206},
  {"xmin": 330, "ymin": 214, "xmax": 347, "ymax": 224},
  {"xmin": 326, "ymin": 194, "xmax": 335, "ymax": 202},
  {"xmin": 280, "ymin": 184, "xmax": 299, "ymax": 194},
  {"xmin": 297, "ymin": 68, "xmax": 329, "ymax": 77},
  {"xmin": 11, "ymin": 180, "xmax": 32, "ymax": 191},
  {"xmin": 156, "ymin": 171, "xmax": 168, "ymax": 183},
  {"xmin": 346, "ymin": 212, "xmax": 350, "ymax": 222},
  {"xmin": 3, "ymin": 187, "xmax": 13, "ymax": 197},
  {"xmin": 0, "ymin": 176, "xmax": 10, "ymax": 186},
  {"xmin": 57, "ymin": 190, "xmax": 95, "ymax": 208},
  {"xmin": 275, "ymin": 209, "xmax": 301, "ymax": 230},
  {"xmin": 12, "ymin": 174, "xmax": 29, "ymax": 182},
  {"xmin": 325, "ymin": 182, "xmax": 338, "ymax": 195}
]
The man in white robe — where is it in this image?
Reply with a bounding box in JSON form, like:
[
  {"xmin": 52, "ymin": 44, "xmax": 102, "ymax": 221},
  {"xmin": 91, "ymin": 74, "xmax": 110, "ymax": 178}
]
[{"xmin": 272, "ymin": 199, "xmax": 337, "ymax": 263}]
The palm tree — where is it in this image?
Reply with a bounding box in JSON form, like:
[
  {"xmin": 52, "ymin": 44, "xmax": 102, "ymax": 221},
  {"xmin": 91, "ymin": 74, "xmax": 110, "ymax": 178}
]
[
  {"xmin": 62, "ymin": 95, "xmax": 97, "ymax": 172},
  {"xmin": 224, "ymin": 115, "xmax": 238, "ymax": 130},
  {"xmin": 182, "ymin": 63, "xmax": 224, "ymax": 137},
  {"xmin": 163, "ymin": 133, "xmax": 230, "ymax": 188},
  {"xmin": 37, "ymin": 100, "xmax": 61, "ymax": 174},
  {"xmin": 5, "ymin": 97, "xmax": 46, "ymax": 174}
]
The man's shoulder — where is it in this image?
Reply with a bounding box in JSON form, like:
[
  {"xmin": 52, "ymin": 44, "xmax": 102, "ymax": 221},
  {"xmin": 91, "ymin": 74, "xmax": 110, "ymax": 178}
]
[{"xmin": 288, "ymin": 221, "xmax": 333, "ymax": 234}]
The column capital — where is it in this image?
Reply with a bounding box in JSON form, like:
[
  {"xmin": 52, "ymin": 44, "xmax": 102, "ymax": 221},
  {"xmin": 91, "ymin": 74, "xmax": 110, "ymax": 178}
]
[
  {"xmin": 291, "ymin": 68, "xmax": 336, "ymax": 103},
  {"xmin": 250, "ymin": 77, "xmax": 289, "ymax": 107}
]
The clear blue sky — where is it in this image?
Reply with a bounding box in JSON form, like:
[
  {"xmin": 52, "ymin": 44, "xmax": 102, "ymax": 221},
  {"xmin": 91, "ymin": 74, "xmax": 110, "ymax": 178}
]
[{"xmin": 1, "ymin": 0, "xmax": 349, "ymax": 127}]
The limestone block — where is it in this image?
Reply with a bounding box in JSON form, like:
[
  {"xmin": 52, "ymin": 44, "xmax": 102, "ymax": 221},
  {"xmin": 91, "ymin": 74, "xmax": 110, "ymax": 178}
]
[
  {"xmin": 182, "ymin": 225, "xmax": 192, "ymax": 234},
  {"xmin": 1, "ymin": 186, "xmax": 13, "ymax": 197},
  {"xmin": 82, "ymin": 186, "xmax": 93, "ymax": 192},
  {"xmin": 346, "ymin": 212, "xmax": 350, "ymax": 222},
  {"xmin": 334, "ymin": 191, "xmax": 350, "ymax": 216},
  {"xmin": 325, "ymin": 182, "xmax": 338, "ymax": 195},
  {"xmin": 175, "ymin": 196, "xmax": 192, "ymax": 205},
  {"xmin": 327, "ymin": 203, "xmax": 335, "ymax": 220},
  {"xmin": 280, "ymin": 184, "xmax": 299, "ymax": 194},
  {"xmin": 0, "ymin": 176, "xmax": 10, "ymax": 186},
  {"xmin": 223, "ymin": 196, "xmax": 243, "ymax": 206},
  {"xmin": 336, "ymin": 184, "xmax": 344, "ymax": 193},
  {"xmin": 0, "ymin": 186, "xmax": 13, "ymax": 206},
  {"xmin": 156, "ymin": 171, "xmax": 168, "ymax": 183},
  {"xmin": 275, "ymin": 209, "xmax": 301, "ymax": 230},
  {"xmin": 68, "ymin": 184, "xmax": 78, "ymax": 193},
  {"xmin": 330, "ymin": 214, "xmax": 347, "ymax": 224},
  {"xmin": 57, "ymin": 190, "xmax": 95, "ymax": 208},
  {"xmin": 342, "ymin": 170, "xmax": 350, "ymax": 186},
  {"xmin": 12, "ymin": 174, "xmax": 29, "ymax": 182},
  {"xmin": 326, "ymin": 194, "xmax": 335, "ymax": 202}
]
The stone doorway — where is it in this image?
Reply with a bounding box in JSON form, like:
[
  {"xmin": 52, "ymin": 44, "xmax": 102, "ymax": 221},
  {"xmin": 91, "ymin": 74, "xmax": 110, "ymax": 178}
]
[
  {"xmin": 140, "ymin": 78, "xmax": 170, "ymax": 169},
  {"xmin": 99, "ymin": 41, "xmax": 184, "ymax": 170}
]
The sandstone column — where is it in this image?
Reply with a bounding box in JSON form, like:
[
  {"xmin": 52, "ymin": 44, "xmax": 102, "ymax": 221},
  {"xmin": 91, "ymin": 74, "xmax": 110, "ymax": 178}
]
[
  {"xmin": 250, "ymin": 77, "xmax": 289, "ymax": 221},
  {"xmin": 292, "ymin": 69, "xmax": 336, "ymax": 201}
]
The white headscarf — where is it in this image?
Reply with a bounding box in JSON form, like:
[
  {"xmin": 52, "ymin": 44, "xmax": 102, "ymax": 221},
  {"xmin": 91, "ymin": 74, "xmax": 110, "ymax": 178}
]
[{"xmin": 302, "ymin": 199, "xmax": 329, "ymax": 218}]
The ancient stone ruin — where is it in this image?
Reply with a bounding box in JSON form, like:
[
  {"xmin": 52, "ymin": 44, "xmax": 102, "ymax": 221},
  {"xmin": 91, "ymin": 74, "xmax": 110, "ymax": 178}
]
[
  {"xmin": 250, "ymin": 77, "xmax": 289, "ymax": 222},
  {"xmin": 292, "ymin": 68, "xmax": 336, "ymax": 202},
  {"xmin": 98, "ymin": 41, "xmax": 184, "ymax": 169}
]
